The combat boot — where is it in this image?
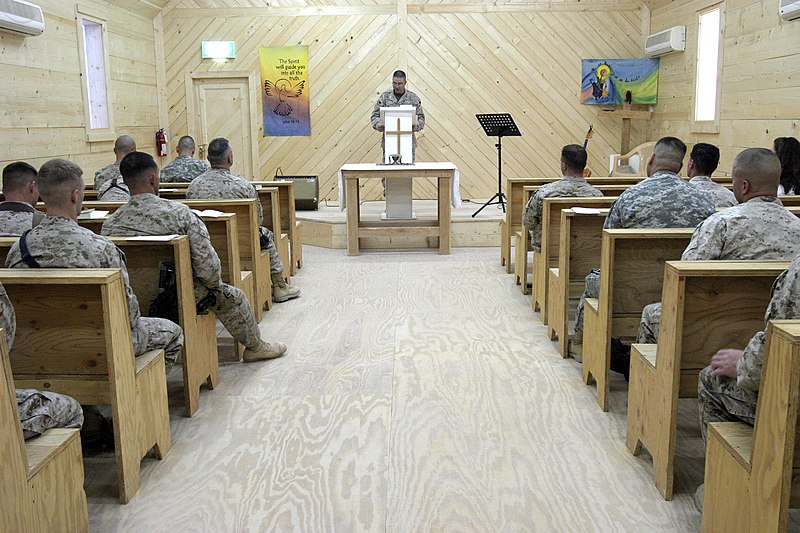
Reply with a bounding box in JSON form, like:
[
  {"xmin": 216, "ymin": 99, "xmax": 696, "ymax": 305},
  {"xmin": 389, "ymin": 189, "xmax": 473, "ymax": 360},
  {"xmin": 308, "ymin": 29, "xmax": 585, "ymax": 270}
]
[
  {"xmin": 243, "ymin": 340, "xmax": 287, "ymax": 362},
  {"xmin": 271, "ymin": 271, "xmax": 300, "ymax": 302}
]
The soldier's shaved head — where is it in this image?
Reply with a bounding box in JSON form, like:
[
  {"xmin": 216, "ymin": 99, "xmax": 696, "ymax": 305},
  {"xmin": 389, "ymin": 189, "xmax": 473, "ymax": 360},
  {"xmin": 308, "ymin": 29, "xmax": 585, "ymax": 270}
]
[
  {"xmin": 113, "ymin": 135, "xmax": 137, "ymax": 158},
  {"xmin": 177, "ymin": 136, "xmax": 196, "ymax": 153},
  {"xmin": 37, "ymin": 159, "xmax": 84, "ymax": 207},
  {"xmin": 2, "ymin": 162, "xmax": 37, "ymax": 194},
  {"xmin": 648, "ymin": 137, "xmax": 687, "ymax": 175},
  {"xmin": 207, "ymin": 137, "xmax": 233, "ymax": 167},
  {"xmin": 732, "ymin": 148, "xmax": 781, "ymax": 200}
]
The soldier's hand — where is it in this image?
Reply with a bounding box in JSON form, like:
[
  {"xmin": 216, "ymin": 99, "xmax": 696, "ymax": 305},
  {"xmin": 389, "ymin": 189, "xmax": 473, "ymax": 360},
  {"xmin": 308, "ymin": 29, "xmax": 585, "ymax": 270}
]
[
  {"xmin": 412, "ymin": 125, "xmax": 420, "ymax": 132},
  {"xmin": 377, "ymin": 125, "xmax": 385, "ymax": 132},
  {"xmin": 710, "ymin": 348, "xmax": 744, "ymax": 379}
]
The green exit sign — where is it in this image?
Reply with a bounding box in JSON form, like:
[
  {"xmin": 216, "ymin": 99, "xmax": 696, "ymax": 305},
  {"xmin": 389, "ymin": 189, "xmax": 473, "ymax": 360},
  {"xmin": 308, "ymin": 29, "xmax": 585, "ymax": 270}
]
[{"xmin": 201, "ymin": 41, "xmax": 235, "ymax": 59}]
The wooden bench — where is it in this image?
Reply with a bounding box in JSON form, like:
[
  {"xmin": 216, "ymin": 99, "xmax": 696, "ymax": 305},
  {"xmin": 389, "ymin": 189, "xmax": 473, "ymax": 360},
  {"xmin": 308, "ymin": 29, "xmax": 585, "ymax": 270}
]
[
  {"xmin": 625, "ymin": 260, "xmax": 787, "ymax": 500},
  {"xmin": 251, "ymin": 186, "xmax": 290, "ymax": 282},
  {"xmin": 0, "ymin": 269, "xmax": 171, "ymax": 503},
  {"xmin": 548, "ymin": 208, "xmax": 610, "ymax": 357},
  {"xmin": 582, "ymin": 228, "xmax": 695, "ymax": 411},
  {"xmin": 109, "ymin": 237, "xmax": 219, "ymax": 416},
  {"xmin": 75, "ymin": 213, "xmax": 253, "ymax": 359},
  {"xmin": 253, "ymin": 181, "xmax": 301, "ymax": 275},
  {"xmin": 182, "ymin": 199, "xmax": 271, "ymax": 317},
  {"xmin": 701, "ymin": 320, "xmax": 800, "ymax": 532},
  {"xmin": 530, "ymin": 197, "xmax": 617, "ymax": 323},
  {"xmin": 0, "ymin": 235, "xmax": 221, "ymax": 416},
  {"xmin": 502, "ymin": 177, "xmax": 644, "ymax": 272},
  {"xmin": 1, "ymin": 331, "xmax": 88, "ymax": 531}
]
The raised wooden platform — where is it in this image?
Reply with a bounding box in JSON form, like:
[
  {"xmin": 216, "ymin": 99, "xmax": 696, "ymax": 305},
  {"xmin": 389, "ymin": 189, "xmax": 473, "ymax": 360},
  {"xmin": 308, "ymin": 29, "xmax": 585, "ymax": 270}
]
[{"xmin": 299, "ymin": 199, "xmax": 503, "ymax": 250}]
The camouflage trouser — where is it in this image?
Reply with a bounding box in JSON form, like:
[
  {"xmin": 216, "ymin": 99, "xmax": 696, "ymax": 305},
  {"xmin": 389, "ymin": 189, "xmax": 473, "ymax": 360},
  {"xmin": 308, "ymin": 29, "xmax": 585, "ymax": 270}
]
[
  {"xmin": 203, "ymin": 284, "xmax": 261, "ymax": 349},
  {"xmin": 259, "ymin": 227, "xmax": 284, "ymax": 273},
  {"xmin": 573, "ymin": 269, "xmax": 600, "ymax": 342},
  {"xmin": 16, "ymin": 389, "xmax": 84, "ymax": 440},
  {"xmin": 697, "ymin": 365, "xmax": 757, "ymax": 442},
  {"xmin": 637, "ymin": 302, "xmax": 662, "ymax": 344},
  {"xmin": 132, "ymin": 316, "xmax": 184, "ymax": 370}
]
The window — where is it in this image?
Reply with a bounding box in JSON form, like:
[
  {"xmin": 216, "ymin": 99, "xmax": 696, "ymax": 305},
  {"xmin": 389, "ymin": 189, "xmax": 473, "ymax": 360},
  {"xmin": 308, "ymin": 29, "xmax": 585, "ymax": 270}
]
[
  {"xmin": 693, "ymin": 5, "xmax": 723, "ymax": 130},
  {"xmin": 76, "ymin": 7, "xmax": 114, "ymax": 141}
]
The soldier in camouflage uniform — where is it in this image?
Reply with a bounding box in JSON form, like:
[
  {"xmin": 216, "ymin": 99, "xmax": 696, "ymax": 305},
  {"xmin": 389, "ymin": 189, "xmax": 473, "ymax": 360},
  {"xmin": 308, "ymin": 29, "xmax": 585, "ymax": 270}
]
[
  {"xmin": 686, "ymin": 143, "xmax": 737, "ymax": 209},
  {"xmin": 370, "ymin": 70, "xmax": 425, "ymax": 162},
  {"xmin": 0, "ymin": 162, "xmax": 45, "ymax": 236},
  {"xmin": 5, "ymin": 158, "xmax": 184, "ymax": 368},
  {"xmin": 187, "ymin": 138, "xmax": 300, "ymax": 303},
  {"xmin": 94, "ymin": 135, "xmax": 135, "ymax": 201},
  {"xmin": 570, "ymin": 137, "xmax": 715, "ymax": 360},
  {"xmin": 522, "ymin": 145, "xmax": 603, "ymax": 251},
  {"xmin": 0, "ymin": 281, "xmax": 84, "ymax": 439},
  {"xmin": 102, "ymin": 152, "xmax": 286, "ymax": 362},
  {"xmin": 638, "ymin": 148, "xmax": 800, "ymax": 344},
  {"xmin": 160, "ymin": 135, "xmax": 210, "ymax": 183}
]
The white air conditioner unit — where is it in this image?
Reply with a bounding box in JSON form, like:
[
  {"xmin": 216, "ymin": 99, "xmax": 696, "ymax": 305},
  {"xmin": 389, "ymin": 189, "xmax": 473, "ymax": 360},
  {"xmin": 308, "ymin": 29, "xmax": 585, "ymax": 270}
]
[
  {"xmin": 0, "ymin": 0, "xmax": 44, "ymax": 36},
  {"xmin": 645, "ymin": 25, "xmax": 686, "ymax": 57},
  {"xmin": 780, "ymin": 0, "xmax": 800, "ymax": 20}
]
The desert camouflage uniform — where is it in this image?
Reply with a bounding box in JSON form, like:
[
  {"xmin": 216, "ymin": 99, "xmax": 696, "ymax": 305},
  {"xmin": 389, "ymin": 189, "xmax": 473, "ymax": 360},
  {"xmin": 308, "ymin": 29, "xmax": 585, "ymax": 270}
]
[
  {"xmin": 698, "ymin": 255, "xmax": 800, "ymax": 440},
  {"xmin": 94, "ymin": 161, "xmax": 121, "ymax": 191},
  {"xmin": 689, "ymin": 176, "xmax": 737, "ymax": 209},
  {"xmin": 160, "ymin": 155, "xmax": 209, "ymax": 183},
  {"xmin": 4, "ymin": 216, "xmax": 183, "ymax": 367},
  {"xmin": 370, "ymin": 89, "xmax": 425, "ymax": 162},
  {"xmin": 637, "ymin": 196, "xmax": 800, "ymax": 344},
  {"xmin": 522, "ymin": 176, "xmax": 603, "ymax": 252},
  {"xmin": 186, "ymin": 168, "xmax": 283, "ymax": 273},
  {"xmin": 102, "ymin": 193, "xmax": 262, "ymax": 348},
  {"xmin": 97, "ymin": 178, "xmax": 131, "ymax": 201},
  {"xmin": 0, "ymin": 281, "xmax": 83, "ymax": 439},
  {"xmin": 573, "ymin": 170, "xmax": 715, "ymax": 340},
  {"xmin": 0, "ymin": 201, "xmax": 45, "ymax": 236}
]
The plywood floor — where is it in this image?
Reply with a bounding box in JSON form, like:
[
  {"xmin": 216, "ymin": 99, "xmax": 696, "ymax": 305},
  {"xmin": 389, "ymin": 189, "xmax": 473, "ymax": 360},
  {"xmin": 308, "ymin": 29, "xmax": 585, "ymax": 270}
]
[{"xmin": 86, "ymin": 246, "xmax": 710, "ymax": 532}]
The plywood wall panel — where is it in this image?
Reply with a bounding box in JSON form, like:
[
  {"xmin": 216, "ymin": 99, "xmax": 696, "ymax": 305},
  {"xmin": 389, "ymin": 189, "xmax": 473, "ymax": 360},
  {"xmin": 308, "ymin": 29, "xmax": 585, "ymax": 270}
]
[
  {"xmin": 0, "ymin": 1, "xmax": 162, "ymax": 179},
  {"xmin": 647, "ymin": 0, "xmax": 800, "ymax": 175},
  {"xmin": 163, "ymin": 4, "xmax": 644, "ymax": 201}
]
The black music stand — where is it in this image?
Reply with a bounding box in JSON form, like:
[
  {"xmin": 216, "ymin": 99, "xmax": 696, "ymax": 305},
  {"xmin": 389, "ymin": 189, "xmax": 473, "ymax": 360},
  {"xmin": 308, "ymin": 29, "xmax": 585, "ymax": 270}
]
[{"xmin": 472, "ymin": 113, "xmax": 522, "ymax": 217}]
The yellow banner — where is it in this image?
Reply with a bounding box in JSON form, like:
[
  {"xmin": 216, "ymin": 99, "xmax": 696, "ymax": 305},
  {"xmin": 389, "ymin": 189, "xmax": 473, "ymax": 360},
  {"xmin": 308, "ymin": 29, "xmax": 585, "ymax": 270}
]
[{"xmin": 259, "ymin": 45, "xmax": 310, "ymax": 136}]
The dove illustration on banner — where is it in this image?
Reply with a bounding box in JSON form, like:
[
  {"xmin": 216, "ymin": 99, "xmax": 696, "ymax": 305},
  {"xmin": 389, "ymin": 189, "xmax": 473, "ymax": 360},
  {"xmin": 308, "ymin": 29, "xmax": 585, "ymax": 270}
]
[{"xmin": 264, "ymin": 78, "xmax": 305, "ymax": 117}]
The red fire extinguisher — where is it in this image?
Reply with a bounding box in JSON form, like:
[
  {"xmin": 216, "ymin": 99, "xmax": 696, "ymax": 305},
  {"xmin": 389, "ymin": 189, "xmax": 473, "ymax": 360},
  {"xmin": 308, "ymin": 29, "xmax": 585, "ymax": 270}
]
[{"xmin": 156, "ymin": 129, "xmax": 168, "ymax": 157}]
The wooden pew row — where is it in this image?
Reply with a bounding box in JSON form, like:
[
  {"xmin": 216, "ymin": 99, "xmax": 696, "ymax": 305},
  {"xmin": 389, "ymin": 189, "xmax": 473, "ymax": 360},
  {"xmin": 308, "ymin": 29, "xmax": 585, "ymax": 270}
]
[
  {"xmin": 530, "ymin": 197, "xmax": 618, "ymax": 323},
  {"xmin": 702, "ymin": 320, "xmax": 800, "ymax": 532},
  {"xmin": 253, "ymin": 181, "xmax": 302, "ymax": 275},
  {"xmin": 501, "ymin": 176, "xmax": 646, "ymax": 273},
  {"xmin": 549, "ymin": 208, "xmax": 610, "ymax": 357},
  {"xmin": 515, "ymin": 186, "xmax": 626, "ymax": 296},
  {"xmin": 78, "ymin": 199, "xmax": 269, "ymax": 318},
  {"xmin": 1, "ymin": 332, "xmax": 88, "ymax": 531},
  {"xmin": 0, "ymin": 236, "xmax": 219, "ymax": 418},
  {"xmin": 582, "ymin": 228, "xmax": 695, "ymax": 412},
  {"xmin": 0, "ymin": 269, "xmax": 171, "ymax": 504},
  {"xmin": 625, "ymin": 260, "xmax": 788, "ymax": 501}
]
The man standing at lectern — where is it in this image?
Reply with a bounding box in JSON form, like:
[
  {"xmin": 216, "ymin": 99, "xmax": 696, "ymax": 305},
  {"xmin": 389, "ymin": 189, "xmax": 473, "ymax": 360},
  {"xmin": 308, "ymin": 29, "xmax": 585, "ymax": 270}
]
[{"xmin": 371, "ymin": 70, "xmax": 425, "ymax": 162}]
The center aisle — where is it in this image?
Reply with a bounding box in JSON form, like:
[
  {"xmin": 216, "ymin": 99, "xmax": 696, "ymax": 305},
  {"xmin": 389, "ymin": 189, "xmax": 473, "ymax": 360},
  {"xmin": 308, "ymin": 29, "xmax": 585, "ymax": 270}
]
[{"xmin": 86, "ymin": 246, "xmax": 703, "ymax": 532}]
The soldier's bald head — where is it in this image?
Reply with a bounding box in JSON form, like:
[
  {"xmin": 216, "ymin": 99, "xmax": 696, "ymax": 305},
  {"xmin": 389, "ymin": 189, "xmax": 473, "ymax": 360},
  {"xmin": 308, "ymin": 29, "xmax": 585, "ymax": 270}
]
[
  {"xmin": 114, "ymin": 135, "xmax": 137, "ymax": 157},
  {"xmin": 649, "ymin": 137, "xmax": 686, "ymax": 174},
  {"xmin": 732, "ymin": 148, "xmax": 781, "ymax": 196},
  {"xmin": 37, "ymin": 159, "xmax": 84, "ymax": 206},
  {"xmin": 120, "ymin": 152, "xmax": 159, "ymax": 188}
]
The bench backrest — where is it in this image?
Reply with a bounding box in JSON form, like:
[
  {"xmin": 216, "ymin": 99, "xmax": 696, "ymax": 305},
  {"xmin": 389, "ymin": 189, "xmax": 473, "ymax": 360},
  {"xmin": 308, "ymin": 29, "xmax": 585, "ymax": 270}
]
[
  {"xmin": 600, "ymin": 229, "xmax": 695, "ymax": 339},
  {"xmin": 542, "ymin": 197, "xmax": 617, "ymax": 270}
]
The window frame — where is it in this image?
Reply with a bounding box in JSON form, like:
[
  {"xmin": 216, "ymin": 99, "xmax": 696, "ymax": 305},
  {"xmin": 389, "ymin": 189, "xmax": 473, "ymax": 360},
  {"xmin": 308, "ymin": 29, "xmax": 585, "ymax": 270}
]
[
  {"xmin": 75, "ymin": 5, "xmax": 115, "ymax": 142},
  {"xmin": 691, "ymin": 3, "xmax": 725, "ymax": 134}
]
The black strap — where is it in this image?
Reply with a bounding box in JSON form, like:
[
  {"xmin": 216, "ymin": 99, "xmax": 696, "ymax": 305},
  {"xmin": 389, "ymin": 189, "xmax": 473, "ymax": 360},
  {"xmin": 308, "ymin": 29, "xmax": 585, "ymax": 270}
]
[
  {"xmin": 105, "ymin": 179, "xmax": 129, "ymax": 196},
  {"xmin": 19, "ymin": 230, "xmax": 40, "ymax": 268},
  {"xmin": 0, "ymin": 202, "xmax": 34, "ymax": 214}
]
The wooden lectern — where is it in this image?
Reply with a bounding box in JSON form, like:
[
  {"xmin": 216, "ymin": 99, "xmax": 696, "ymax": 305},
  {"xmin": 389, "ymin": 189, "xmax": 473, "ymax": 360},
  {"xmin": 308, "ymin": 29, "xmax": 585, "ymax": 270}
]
[{"xmin": 379, "ymin": 105, "xmax": 417, "ymax": 219}]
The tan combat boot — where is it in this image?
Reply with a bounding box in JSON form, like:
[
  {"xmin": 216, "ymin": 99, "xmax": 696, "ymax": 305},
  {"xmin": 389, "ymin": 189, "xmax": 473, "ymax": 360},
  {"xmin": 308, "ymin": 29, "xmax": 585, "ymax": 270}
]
[
  {"xmin": 271, "ymin": 271, "xmax": 301, "ymax": 302},
  {"xmin": 243, "ymin": 340, "xmax": 287, "ymax": 362}
]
